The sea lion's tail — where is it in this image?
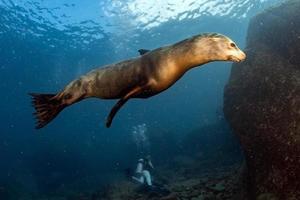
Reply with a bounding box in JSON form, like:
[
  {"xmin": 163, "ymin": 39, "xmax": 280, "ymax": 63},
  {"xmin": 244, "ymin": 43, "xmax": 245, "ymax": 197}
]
[{"xmin": 29, "ymin": 93, "xmax": 65, "ymax": 129}]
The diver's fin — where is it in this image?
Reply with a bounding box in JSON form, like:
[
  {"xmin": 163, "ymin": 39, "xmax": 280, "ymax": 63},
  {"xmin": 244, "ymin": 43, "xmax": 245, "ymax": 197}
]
[
  {"xmin": 106, "ymin": 86, "xmax": 143, "ymax": 128},
  {"xmin": 138, "ymin": 49, "xmax": 150, "ymax": 55},
  {"xmin": 29, "ymin": 93, "xmax": 65, "ymax": 129}
]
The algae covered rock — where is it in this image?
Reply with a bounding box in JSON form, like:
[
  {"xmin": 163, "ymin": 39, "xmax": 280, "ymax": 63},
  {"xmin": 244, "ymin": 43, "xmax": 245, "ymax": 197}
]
[
  {"xmin": 257, "ymin": 193, "xmax": 278, "ymax": 200},
  {"xmin": 224, "ymin": 0, "xmax": 300, "ymax": 199}
]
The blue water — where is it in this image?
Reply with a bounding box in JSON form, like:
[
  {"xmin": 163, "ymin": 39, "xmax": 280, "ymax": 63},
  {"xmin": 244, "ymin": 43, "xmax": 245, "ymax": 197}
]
[{"xmin": 0, "ymin": 0, "xmax": 282, "ymax": 198}]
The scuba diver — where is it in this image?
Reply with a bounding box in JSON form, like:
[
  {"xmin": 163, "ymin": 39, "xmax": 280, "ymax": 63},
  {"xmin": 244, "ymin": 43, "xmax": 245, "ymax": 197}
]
[
  {"xmin": 132, "ymin": 155, "xmax": 154, "ymax": 187},
  {"xmin": 126, "ymin": 155, "xmax": 174, "ymax": 198}
]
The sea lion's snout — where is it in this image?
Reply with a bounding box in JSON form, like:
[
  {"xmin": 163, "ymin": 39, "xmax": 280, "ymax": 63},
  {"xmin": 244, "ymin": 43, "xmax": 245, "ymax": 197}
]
[
  {"xmin": 228, "ymin": 50, "xmax": 246, "ymax": 62},
  {"xmin": 236, "ymin": 50, "xmax": 246, "ymax": 62},
  {"xmin": 239, "ymin": 51, "xmax": 246, "ymax": 61},
  {"xmin": 226, "ymin": 41, "xmax": 246, "ymax": 63}
]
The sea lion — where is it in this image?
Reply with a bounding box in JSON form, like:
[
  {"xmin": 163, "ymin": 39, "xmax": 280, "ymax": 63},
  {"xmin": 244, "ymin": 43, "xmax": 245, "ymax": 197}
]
[{"xmin": 30, "ymin": 33, "xmax": 246, "ymax": 129}]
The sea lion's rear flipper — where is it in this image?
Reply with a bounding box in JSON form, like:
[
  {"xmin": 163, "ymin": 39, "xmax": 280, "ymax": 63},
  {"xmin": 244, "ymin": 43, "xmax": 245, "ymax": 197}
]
[
  {"xmin": 106, "ymin": 87, "xmax": 143, "ymax": 128},
  {"xmin": 30, "ymin": 93, "xmax": 65, "ymax": 129},
  {"xmin": 138, "ymin": 49, "xmax": 150, "ymax": 55}
]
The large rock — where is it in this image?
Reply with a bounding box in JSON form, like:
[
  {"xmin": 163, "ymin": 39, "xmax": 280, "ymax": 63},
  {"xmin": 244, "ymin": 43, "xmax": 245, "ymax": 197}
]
[{"xmin": 224, "ymin": 0, "xmax": 300, "ymax": 199}]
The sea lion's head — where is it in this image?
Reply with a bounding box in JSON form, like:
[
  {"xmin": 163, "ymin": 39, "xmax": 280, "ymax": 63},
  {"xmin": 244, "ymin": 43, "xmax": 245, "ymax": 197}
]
[{"xmin": 195, "ymin": 33, "xmax": 246, "ymax": 63}]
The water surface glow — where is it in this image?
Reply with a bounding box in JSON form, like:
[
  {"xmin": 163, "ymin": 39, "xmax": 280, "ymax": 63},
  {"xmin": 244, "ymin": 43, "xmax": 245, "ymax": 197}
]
[
  {"xmin": 114, "ymin": 0, "xmax": 269, "ymax": 29},
  {"xmin": 1, "ymin": 0, "xmax": 280, "ymax": 41}
]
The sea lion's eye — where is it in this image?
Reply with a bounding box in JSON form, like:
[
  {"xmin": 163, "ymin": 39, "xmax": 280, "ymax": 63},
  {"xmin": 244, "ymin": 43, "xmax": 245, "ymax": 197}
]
[{"xmin": 230, "ymin": 43, "xmax": 236, "ymax": 48}]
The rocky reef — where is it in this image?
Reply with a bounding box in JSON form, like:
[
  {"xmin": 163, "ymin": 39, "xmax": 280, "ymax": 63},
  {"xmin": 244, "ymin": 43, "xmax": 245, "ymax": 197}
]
[
  {"xmin": 1, "ymin": 120, "xmax": 245, "ymax": 200},
  {"xmin": 68, "ymin": 157, "xmax": 244, "ymax": 200},
  {"xmin": 224, "ymin": 0, "xmax": 300, "ymax": 199}
]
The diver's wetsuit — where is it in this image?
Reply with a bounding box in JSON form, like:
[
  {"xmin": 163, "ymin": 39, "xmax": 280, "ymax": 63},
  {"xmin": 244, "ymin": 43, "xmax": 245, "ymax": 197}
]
[{"xmin": 132, "ymin": 158, "xmax": 153, "ymax": 186}]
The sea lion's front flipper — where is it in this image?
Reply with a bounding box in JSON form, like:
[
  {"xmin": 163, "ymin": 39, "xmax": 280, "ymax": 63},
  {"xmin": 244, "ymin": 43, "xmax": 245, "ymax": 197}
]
[
  {"xmin": 106, "ymin": 86, "xmax": 143, "ymax": 128},
  {"xmin": 138, "ymin": 49, "xmax": 150, "ymax": 55}
]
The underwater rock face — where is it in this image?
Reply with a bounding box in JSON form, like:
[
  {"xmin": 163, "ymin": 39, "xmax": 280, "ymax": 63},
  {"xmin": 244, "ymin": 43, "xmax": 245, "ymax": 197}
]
[{"xmin": 224, "ymin": 0, "xmax": 300, "ymax": 199}]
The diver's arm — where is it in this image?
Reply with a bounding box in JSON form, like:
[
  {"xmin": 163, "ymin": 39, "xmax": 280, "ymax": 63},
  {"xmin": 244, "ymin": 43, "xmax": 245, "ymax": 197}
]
[{"xmin": 148, "ymin": 160, "xmax": 154, "ymax": 169}]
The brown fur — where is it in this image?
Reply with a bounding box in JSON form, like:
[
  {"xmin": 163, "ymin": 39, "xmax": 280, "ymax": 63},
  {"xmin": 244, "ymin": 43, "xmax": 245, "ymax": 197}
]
[{"xmin": 30, "ymin": 33, "xmax": 246, "ymax": 129}]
